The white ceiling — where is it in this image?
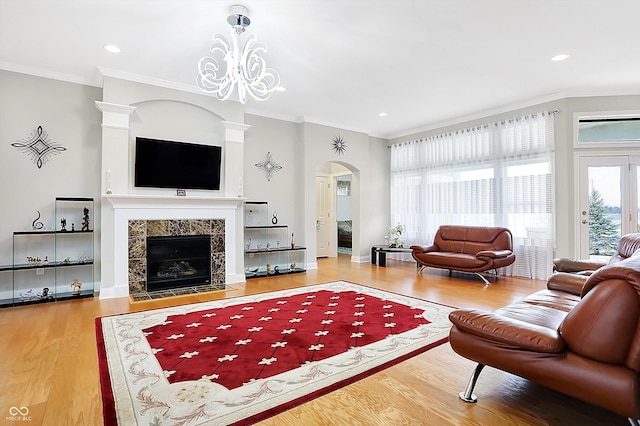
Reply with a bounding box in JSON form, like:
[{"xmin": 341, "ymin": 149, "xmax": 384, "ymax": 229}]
[{"xmin": 1, "ymin": 0, "xmax": 639, "ymax": 138}]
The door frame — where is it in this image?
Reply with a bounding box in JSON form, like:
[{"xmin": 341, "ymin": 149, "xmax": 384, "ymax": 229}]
[{"xmin": 574, "ymin": 151, "xmax": 640, "ymax": 258}]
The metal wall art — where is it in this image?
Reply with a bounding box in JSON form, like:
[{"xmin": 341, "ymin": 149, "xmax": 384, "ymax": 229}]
[
  {"xmin": 12, "ymin": 126, "xmax": 66, "ymax": 168},
  {"xmin": 332, "ymin": 134, "xmax": 347, "ymax": 155},
  {"xmin": 255, "ymin": 151, "xmax": 282, "ymax": 181}
]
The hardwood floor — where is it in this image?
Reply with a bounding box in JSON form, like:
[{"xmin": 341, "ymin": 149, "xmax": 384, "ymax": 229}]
[{"xmin": 0, "ymin": 255, "xmax": 626, "ymax": 425}]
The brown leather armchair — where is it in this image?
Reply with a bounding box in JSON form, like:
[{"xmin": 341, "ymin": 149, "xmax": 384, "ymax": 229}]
[
  {"xmin": 549, "ymin": 233, "xmax": 640, "ymax": 295},
  {"xmin": 448, "ymin": 234, "xmax": 640, "ymax": 422},
  {"xmin": 410, "ymin": 225, "xmax": 515, "ymax": 284}
]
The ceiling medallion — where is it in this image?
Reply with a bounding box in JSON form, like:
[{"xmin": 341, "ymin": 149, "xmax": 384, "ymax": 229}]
[
  {"xmin": 331, "ymin": 135, "xmax": 347, "ymax": 155},
  {"xmin": 255, "ymin": 151, "xmax": 282, "ymax": 181},
  {"xmin": 197, "ymin": 5, "xmax": 281, "ymax": 104},
  {"xmin": 12, "ymin": 125, "xmax": 66, "ymax": 168}
]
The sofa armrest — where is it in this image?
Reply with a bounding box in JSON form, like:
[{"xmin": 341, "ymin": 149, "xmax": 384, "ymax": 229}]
[
  {"xmin": 546, "ymin": 272, "xmax": 587, "ymax": 295},
  {"xmin": 553, "ymin": 257, "xmax": 606, "ymax": 273},
  {"xmin": 410, "ymin": 244, "xmax": 438, "ymax": 253},
  {"xmin": 476, "ymin": 249, "xmax": 512, "ymax": 259},
  {"xmin": 449, "ymin": 309, "xmax": 566, "ymax": 353}
]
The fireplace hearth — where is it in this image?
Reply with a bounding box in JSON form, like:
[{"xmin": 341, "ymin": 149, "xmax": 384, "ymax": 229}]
[{"xmin": 147, "ymin": 235, "xmax": 212, "ymax": 292}]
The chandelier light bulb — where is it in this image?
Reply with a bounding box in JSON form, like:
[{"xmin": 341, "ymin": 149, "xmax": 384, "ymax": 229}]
[{"xmin": 197, "ymin": 5, "xmax": 281, "ymax": 103}]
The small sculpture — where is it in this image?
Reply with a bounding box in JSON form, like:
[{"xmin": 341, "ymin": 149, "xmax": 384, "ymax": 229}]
[
  {"xmin": 39, "ymin": 287, "xmax": 53, "ymax": 300},
  {"xmin": 70, "ymin": 279, "xmax": 82, "ymax": 296},
  {"xmin": 32, "ymin": 210, "xmax": 44, "ymax": 230},
  {"xmin": 60, "ymin": 218, "xmax": 67, "ymax": 232},
  {"xmin": 271, "ymin": 212, "xmax": 278, "ymax": 225},
  {"xmin": 81, "ymin": 207, "xmax": 90, "ymax": 231},
  {"xmin": 26, "ymin": 256, "xmax": 42, "ymax": 266},
  {"xmin": 266, "ymin": 263, "xmax": 272, "ymax": 274},
  {"xmin": 246, "ymin": 237, "xmax": 252, "ymax": 250},
  {"xmin": 71, "ymin": 223, "xmax": 75, "ymax": 232},
  {"xmin": 291, "ymin": 232, "xmax": 295, "ymax": 249}
]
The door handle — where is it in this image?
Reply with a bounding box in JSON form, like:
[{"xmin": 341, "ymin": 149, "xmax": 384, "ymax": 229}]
[{"xmin": 316, "ymin": 220, "xmax": 320, "ymax": 231}]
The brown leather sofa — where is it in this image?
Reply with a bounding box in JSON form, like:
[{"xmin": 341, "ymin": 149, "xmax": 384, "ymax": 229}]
[
  {"xmin": 410, "ymin": 225, "xmax": 515, "ymax": 284},
  {"xmin": 448, "ymin": 233, "xmax": 640, "ymax": 422}
]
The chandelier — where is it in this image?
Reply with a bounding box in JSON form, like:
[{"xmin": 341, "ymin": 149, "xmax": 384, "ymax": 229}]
[{"xmin": 196, "ymin": 5, "xmax": 281, "ymax": 103}]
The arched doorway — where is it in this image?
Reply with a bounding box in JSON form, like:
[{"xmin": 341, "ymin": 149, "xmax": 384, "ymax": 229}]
[{"xmin": 315, "ymin": 162, "xmax": 356, "ymax": 260}]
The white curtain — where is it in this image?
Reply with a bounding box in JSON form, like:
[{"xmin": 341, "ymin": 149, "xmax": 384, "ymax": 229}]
[{"xmin": 390, "ymin": 111, "xmax": 555, "ymax": 280}]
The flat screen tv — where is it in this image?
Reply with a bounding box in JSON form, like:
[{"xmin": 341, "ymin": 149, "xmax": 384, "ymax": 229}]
[{"xmin": 134, "ymin": 137, "xmax": 222, "ymax": 190}]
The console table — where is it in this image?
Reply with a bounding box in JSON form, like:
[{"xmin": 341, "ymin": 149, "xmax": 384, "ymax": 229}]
[{"xmin": 371, "ymin": 245, "xmax": 413, "ymax": 266}]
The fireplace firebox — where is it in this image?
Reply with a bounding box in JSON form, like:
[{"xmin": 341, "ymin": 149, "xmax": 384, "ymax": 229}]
[{"xmin": 146, "ymin": 235, "xmax": 211, "ymax": 292}]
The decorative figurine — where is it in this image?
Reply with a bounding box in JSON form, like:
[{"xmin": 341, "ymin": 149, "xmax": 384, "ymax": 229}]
[
  {"xmin": 32, "ymin": 210, "xmax": 44, "ymax": 230},
  {"xmin": 71, "ymin": 223, "xmax": 75, "ymax": 232},
  {"xmin": 290, "ymin": 262, "xmax": 297, "ymax": 270},
  {"xmin": 26, "ymin": 256, "xmax": 42, "ymax": 266},
  {"xmin": 63, "ymin": 256, "xmax": 71, "ymax": 264},
  {"xmin": 274, "ymin": 265, "xmax": 280, "ymax": 275},
  {"xmin": 271, "ymin": 212, "xmax": 278, "ymax": 225},
  {"xmin": 60, "ymin": 218, "xmax": 67, "ymax": 232},
  {"xmin": 291, "ymin": 232, "xmax": 295, "ymax": 249},
  {"xmin": 266, "ymin": 263, "xmax": 272, "ymax": 274},
  {"xmin": 70, "ymin": 279, "xmax": 82, "ymax": 296},
  {"xmin": 39, "ymin": 287, "xmax": 53, "ymax": 300},
  {"xmin": 246, "ymin": 237, "xmax": 252, "ymax": 250},
  {"xmin": 81, "ymin": 207, "xmax": 90, "ymax": 231}
]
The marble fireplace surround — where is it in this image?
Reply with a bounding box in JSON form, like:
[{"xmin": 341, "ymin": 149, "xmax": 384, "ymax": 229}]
[
  {"xmin": 128, "ymin": 219, "xmax": 225, "ymax": 294},
  {"xmin": 100, "ymin": 195, "xmax": 244, "ymax": 299}
]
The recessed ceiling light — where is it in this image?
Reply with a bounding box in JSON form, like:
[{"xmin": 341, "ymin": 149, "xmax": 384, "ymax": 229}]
[
  {"xmin": 378, "ymin": 112, "xmax": 388, "ymax": 117},
  {"xmin": 551, "ymin": 54, "xmax": 569, "ymax": 62},
  {"xmin": 104, "ymin": 44, "xmax": 121, "ymax": 54}
]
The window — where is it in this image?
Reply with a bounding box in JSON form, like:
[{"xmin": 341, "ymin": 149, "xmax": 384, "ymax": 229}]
[
  {"xmin": 390, "ymin": 111, "xmax": 555, "ymax": 279},
  {"xmin": 575, "ymin": 111, "xmax": 640, "ymax": 148}
]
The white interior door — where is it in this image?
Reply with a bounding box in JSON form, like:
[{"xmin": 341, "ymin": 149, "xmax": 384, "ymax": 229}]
[
  {"xmin": 316, "ymin": 175, "xmax": 330, "ymax": 258},
  {"xmin": 578, "ymin": 156, "xmax": 640, "ymax": 260}
]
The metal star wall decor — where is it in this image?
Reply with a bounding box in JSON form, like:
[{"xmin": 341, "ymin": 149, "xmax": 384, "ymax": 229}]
[
  {"xmin": 331, "ymin": 134, "xmax": 347, "ymax": 155},
  {"xmin": 12, "ymin": 126, "xmax": 66, "ymax": 168},
  {"xmin": 255, "ymin": 151, "xmax": 283, "ymax": 181}
]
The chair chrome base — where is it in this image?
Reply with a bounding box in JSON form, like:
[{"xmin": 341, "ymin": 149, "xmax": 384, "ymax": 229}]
[{"xmin": 459, "ymin": 363, "xmax": 485, "ymax": 403}]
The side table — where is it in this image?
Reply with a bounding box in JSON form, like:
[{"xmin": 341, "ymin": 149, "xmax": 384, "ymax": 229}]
[{"xmin": 371, "ymin": 245, "xmax": 413, "ymax": 266}]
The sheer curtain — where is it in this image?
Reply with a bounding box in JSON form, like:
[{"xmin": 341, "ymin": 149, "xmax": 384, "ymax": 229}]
[{"xmin": 390, "ymin": 111, "xmax": 555, "ymax": 279}]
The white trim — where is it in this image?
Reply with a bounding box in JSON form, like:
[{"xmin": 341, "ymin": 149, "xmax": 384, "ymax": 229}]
[{"xmin": 0, "ymin": 61, "xmax": 100, "ymax": 87}]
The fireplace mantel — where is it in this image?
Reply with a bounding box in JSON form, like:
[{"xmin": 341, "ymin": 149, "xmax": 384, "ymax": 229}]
[
  {"xmin": 104, "ymin": 194, "xmax": 245, "ymax": 208},
  {"xmin": 100, "ymin": 194, "xmax": 245, "ymax": 299}
]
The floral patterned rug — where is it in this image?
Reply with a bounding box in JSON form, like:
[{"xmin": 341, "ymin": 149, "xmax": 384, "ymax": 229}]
[{"xmin": 96, "ymin": 281, "xmax": 453, "ymax": 425}]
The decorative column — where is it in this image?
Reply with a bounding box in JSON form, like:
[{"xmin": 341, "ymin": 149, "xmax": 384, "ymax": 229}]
[
  {"xmin": 219, "ymin": 121, "xmax": 251, "ymax": 198},
  {"xmin": 95, "ymin": 101, "xmax": 137, "ymax": 195},
  {"xmin": 95, "ymin": 101, "xmax": 137, "ymax": 299}
]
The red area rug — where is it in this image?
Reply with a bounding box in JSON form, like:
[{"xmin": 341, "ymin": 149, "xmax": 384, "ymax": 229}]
[{"xmin": 96, "ymin": 281, "xmax": 453, "ymax": 425}]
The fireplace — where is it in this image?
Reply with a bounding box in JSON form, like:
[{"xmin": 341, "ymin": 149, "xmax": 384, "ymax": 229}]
[
  {"xmin": 128, "ymin": 218, "xmax": 227, "ymax": 295},
  {"xmin": 146, "ymin": 235, "xmax": 212, "ymax": 291}
]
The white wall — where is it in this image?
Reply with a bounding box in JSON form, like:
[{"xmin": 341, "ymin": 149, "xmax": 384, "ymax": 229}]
[
  {"xmin": 302, "ymin": 123, "xmax": 390, "ymax": 264},
  {"xmin": 0, "ymin": 70, "xmax": 102, "ymax": 290},
  {"xmin": 244, "ymin": 114, "xmax": 304, "ymax": 243}
]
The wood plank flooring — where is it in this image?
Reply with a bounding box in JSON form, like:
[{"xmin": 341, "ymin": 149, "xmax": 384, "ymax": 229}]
[{"xmin": 0, "ymin": 255, "xmax": 626, "ymax": 425}]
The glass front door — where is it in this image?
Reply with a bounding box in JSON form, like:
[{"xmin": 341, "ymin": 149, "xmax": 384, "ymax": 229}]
[{"xmin": 578, "ymin": 156, "xmax": 640, "ymax": 260}]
